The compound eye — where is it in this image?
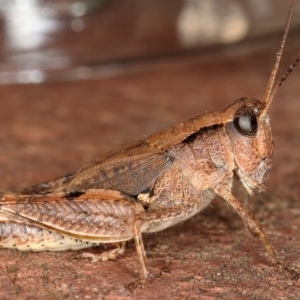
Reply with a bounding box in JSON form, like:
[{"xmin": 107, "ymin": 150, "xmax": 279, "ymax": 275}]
[{"xmin": 233, "ymin": 106, "xmax": 258, "ymax": 136}]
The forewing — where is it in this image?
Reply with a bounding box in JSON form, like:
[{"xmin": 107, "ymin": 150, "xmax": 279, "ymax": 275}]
[
  {"xmin": 18, "ymin": 172, "xmax": 75, "ymax": 195},
  {"xmin": 64, "ymin": 140, "xmax": 172, "ymax": 195},
  {"xmin": 17, "ymin": 140, "xmax": 172, "ymax": 197}
]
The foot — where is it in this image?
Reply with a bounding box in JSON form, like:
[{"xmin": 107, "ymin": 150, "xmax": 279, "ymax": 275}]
[{"xmin": 78, "ymin": 243, "xmax": 126, "ymax": 262}]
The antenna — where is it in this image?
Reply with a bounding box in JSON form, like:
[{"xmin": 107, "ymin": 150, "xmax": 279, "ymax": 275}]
[
  {"xmin": 266, "ymin": 53, "xmax": 300, "ymax": 111},
  {"xmin": 262, "ymin": 0, "xmax": 297, "ymax": 114}
]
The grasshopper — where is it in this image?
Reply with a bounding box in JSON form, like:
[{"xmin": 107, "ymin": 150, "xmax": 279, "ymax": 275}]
[{"xmin": 0, "ymin": 0, "xmax": 299, "ymax": 280}]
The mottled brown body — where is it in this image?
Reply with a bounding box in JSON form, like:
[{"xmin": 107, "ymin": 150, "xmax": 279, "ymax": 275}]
[
  {"xmin": 0, "ymin": 0, "xmax": 299, "ymax": 280},
  {"xmin": 0, "ymin": 98, "xmax": 281, "ymax": 278}
]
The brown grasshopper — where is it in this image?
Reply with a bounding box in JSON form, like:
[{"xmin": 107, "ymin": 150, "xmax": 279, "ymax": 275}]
[{"xmin": 0, "ymin": 0, "xmax": 299, "ymax": 280}]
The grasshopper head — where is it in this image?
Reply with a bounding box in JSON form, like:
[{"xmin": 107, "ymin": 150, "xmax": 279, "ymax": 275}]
[
  {"xmin": 224, "ymin": 98, "xmax": 274, "ymax": 194},
  {"xmin": 222, "ymin": 0, "xmax": 298, "ymax": 194}
]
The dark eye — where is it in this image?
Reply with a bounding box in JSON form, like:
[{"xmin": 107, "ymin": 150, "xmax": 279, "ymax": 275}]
[{"xmin": 233, "ymin": 107, "xmax": 258, "ymax": 136}]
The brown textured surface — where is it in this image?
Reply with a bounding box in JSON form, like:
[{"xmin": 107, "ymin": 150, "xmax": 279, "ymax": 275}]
[{"xmin": 0, "ymin": 34, "xmax": 300, "ymax": 299}]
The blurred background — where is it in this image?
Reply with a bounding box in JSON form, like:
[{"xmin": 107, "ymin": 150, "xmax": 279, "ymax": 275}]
[{"xmin": 0, "ymin": 0, "xmax": 299, "ymax": 84}]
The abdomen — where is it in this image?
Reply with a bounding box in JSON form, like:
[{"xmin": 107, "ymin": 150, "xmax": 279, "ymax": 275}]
[{"xmin": 0, "ymin": 222, "xmax": 97, "ymax": 251}]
